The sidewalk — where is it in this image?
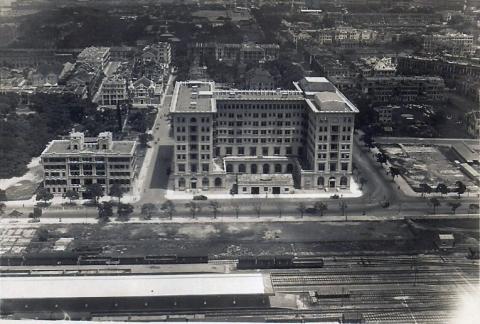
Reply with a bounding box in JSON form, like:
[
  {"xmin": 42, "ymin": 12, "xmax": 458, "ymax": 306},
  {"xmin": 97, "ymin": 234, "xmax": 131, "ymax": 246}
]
[
  {"xmin": 165, "ymin": 178, "xmax": 363, "ymax": 200},
  {"xmin": 1, "ymin": 213, "xmax": 477, "ymax": 226}
]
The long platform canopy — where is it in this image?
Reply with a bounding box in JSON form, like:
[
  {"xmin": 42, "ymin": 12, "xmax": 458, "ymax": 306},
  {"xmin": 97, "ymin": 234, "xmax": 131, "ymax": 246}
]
[{"xmin": 0, "ymin": 273, "xmax": 272, "ymax": 299}]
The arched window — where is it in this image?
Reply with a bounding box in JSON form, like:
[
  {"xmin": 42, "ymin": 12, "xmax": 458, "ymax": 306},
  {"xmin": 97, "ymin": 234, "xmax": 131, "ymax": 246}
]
[
  {"xmin": 251, "ymin": 164, "xmax": 258, "ymax": 174},
  {"xmin": 214, "ymin": 177, "xmax": 222, "ymax": 187},
  {"xmin": 226, "ymin": 164, "xmax": 233, "ymax": 173},
  {"xmin": 329, "ymin": 176, "xmax": 336, "ymax": 188},
  {"xmin": 317, "ymin": 176, "xmax": 325, "ymax": 187},
  {"xmin": 262, "ymin": 164, "xmax": 270, "ymax": 174},
  {"xmin": 178, "ymin": 177, "xmax": 186, "ymax": 189},
  {"xmin": 274, "ymin": 164, "xmax": 282, "ymax": 173},
  {"xmin": 202, "ymin": 177, "xmax": 209, "ymax": 187},
  {"xmin": 238, "ymin": 164, "xmax": 246, "ymax": 173},
  {"xmin": 340, "ymin": 176, "xmax": 348, "ymax": 187},
  {"xmin": 286, "ymin": 164, "xmax": 293, "ymax": 173},
  {"xmin": 190, "ymin": 117, "xmax": 196, "ymax": 123}
]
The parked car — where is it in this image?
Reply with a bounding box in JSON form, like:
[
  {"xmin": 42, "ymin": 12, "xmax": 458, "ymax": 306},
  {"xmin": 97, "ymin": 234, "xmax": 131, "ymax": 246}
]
[
  {"xmin": 193, "ymin": 195, "xmax": 208, "ymax": 201},
  {"xmin": 330, "ymin": 194, "xmax": 340, "ymax": 199}
]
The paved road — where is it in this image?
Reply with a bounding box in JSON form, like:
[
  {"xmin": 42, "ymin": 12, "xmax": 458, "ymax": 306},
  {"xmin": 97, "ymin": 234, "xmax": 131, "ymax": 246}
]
[{"xmin": 376, "ymin": 137, "xmax": 480, "ymax": 146}]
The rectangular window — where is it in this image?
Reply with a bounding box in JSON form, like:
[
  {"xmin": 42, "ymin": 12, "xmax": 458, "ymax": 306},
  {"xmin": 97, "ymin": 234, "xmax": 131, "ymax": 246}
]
[
  {"xmin": 341, "ymin": 163, "xmax": 348, "ymax": 171},
  {"xmin": 262, "ymin": 147, "xmax": 269, "ymax": 156},
  {"xmin": 238, "ymin": 147, "xmax": 245, "ymax": 155},
  {"xmin": 202, "ymin": 163, "xmax": 209, "ymax": 172},
  {"xmin": 226, "ymin": 147, "xmax": 232, "ymax": 155},
  {"xmin": 318, "ymin": 163, "xmax": 325, "ymax": 171},
  {"xmin": 250, "ymin": 147, "xmax": 257, "ymax": 156},
  {"xmin": 330, "ymin": 163, "xmax": 337, "ymax": 172},
  {"xmin": 178, "ymin": 164, "xmax": 185, "ymax": 172}
]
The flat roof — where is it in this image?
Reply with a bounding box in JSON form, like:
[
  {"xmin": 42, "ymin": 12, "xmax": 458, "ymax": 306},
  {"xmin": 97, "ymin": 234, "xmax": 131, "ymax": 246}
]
[
  {"xmin": 0, "ymin": 273, "xmax": 271, "ymax": 299},
  {"xmin": 42, "ymin": 140, "xmax": 136, "ymax": 156},
  {"xmin": 170, "ymin": 81, "xmax": 215, "ymax": 113}
]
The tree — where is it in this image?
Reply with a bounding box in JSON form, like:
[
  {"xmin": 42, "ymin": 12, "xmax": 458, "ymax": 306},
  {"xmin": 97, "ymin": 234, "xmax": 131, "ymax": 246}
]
[
  {"xmin": 389, "ymin": 167, "xmax": 401, "ymax": 179},
  {"xmin": 63, "ymin": 190, "xmax": 79, "ymax": 205},
  {"xmin": 109, "ymin": 184, "xmax": 124, "ymax": 203},
  {"xmin": 339, "ymin": 200, "xmax": 347, "ymax": 218},
  {"xmin": 33, "ymin": 207, "xmax": 42, "ymax": 220},
  {"xmin": 455, "ymin": 181, "xmax": 466, "ymax": 198},
  {"xmin": 468, "ymin": 203, "xmax": 479, "ymax": 215},
  {"xmin": 448, "ymin": 202, "xmax": 461, "ymax": 214},
  {"xmin": 209, "ymin": 201, "xmax": 220, "ymax": 219},
  {"xmin": 253, "ymin": 200, "xmax": 262, "ymax": 218},
  {"xmin": 231, "ymin": 200, "xmax": 240, "ymax": 218},
  {"xmin": 97, "ymin": 201, "xmax": 113, "ymax": 223},
  {"xmin": 0, "ymin": 202, "xmax": 5, "ymax": 215},
  {"xmin": 376, "ymin": 153, "xmax": 388, "ymax": 166},
  {"xmin": 117, "ymin": 203, "xmax": 134, "ymax": 220},
  {"xmin": 141, "ymin": 203, "xmax": 156, "ymax": 220},
  {"xmin": 428, "ymin": 198, "xmax": 441, "ymax": 214},
  {"xmin": 276, "ymin": 202, "xmax": 284, "ymax": 218},
  {"xmin": 314, "ymin": 202, "xmax": 328, "ymax": 216},
  {"xmin": 297, "ymin": 202, "xmax": 306, "ymax": 218},
  {"xmin": 436, "ymin": 183, "xmax": 449, "ymax": 196},
  {"xmin": 139, "ymin": 133, "xmax": 153, "ymax": 148},
  {"xmin": 85, "ymin": 183, "xmax": 104, "ymax": 204},
  {"xmin": 0, "ymin": 189, "xmax": 7, "ymax": 201},
  {"xmin": 359, "ymin": 177, "xmax": 367, "ymax": 190},
  {"xmin": 419, "ymin": 183, "xmax": 432, "ymax": 197},
  {"xmin": 161, "ymin": 200, "xmax": 175, "ymax": 220},
  {"xmin": 185, "ymin": 201, "xmax": 201, "ymax": 219},
  {"xmin": 36, "ymin": 188, "xmax": 53, "ymax": 205}
]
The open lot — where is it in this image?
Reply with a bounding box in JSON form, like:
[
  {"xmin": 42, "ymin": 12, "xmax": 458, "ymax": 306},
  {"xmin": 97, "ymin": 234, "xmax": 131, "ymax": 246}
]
[
  {"xmin": 22, "ymin": 220, "xmax": 426, "ymax": 258},
  {"xmin": 380, "ymin": 144, "xmax": 477, "ymax": 191}
]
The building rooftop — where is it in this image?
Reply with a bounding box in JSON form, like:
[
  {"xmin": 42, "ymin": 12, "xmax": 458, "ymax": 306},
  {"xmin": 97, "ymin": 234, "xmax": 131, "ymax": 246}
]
[
  {"xmin": 214, "ymin": 89, "xmax": 303, "ymax": 101},
  {"xmin": 237, "ymin": 174, "xmax": 294, "ymax": 186},
  {"xmin": 0, "ymin": 273, "xmax": 272, "ymax": 299},
  {"xmin": 170, "ymin": 81, "xmax": 215, "ymax": 113},
  {"xmin": 311, "ymin": 92, "xmax": 351, "ymax": 112},
  {"xmin": 42, "ymin": 140, "xmax": 135, "ymax": 156}
]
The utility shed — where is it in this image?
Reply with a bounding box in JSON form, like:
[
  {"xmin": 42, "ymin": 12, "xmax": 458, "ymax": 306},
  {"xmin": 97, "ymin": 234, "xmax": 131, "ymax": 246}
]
[{"xmin": 437, "ymin": 234, "xmax": 455, "ymax": 250}]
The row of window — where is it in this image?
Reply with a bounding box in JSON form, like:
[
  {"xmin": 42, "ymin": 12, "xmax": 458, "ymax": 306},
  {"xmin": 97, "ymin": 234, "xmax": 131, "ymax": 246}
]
[
  {"xmin": 176, "ymin": 117, "xmax": 210, "ymax": 123},
  {"xmin": 217, "ymin": 112, "xmax": 304, "ymax": 119},
  {"xmin": 318, "ymin": 162, "xmax": 349, "ymax": 172},
  {"xmin": 216, "ymin": 120, "xmax": 302, "ymax": 127},
  {"xmin": 216, "ymin": 137, "xmax": 302, "ymax": 144},
  {"xmin": 317, "ymin": 144, "xmax": 351, "ymax": 150},
  {"xmin": 177, "ymin": 163, "xmax": 210, "ymax": 173},
  {"xmin": 216, "ymin": 103, "xmax": 304, "ymax": 110}
]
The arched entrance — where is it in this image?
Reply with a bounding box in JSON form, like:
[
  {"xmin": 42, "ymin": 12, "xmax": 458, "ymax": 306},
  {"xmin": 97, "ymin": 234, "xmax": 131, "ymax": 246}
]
[
  {"xmin": 251, "ymin": 164, "xmax": 258, "ymax": 174},
  {"xmin": 191, "ymin": 177, "xmax": 197, "ymax": 189},
  {"xmin": 329, "ymin": 176, "xmax": 336, "ymax": 188}
]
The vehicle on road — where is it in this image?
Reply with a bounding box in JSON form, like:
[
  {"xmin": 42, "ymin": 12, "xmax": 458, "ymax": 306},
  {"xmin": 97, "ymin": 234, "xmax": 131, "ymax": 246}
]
[{"xmin": 193, "ymin": 195, "xmax": 208, "ymax": 201}]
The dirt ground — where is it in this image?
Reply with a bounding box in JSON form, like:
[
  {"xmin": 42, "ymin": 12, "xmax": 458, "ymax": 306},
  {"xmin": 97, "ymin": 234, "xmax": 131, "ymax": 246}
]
[{"xmin": 25, "ymin": 220, "xmax": 424, "ymax": 258}]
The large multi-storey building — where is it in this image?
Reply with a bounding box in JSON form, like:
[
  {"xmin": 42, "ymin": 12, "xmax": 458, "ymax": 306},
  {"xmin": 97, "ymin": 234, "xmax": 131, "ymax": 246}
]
[
  {"xmin": 170, "ymin": 77, "xmax": 358, "ymax": 194},
  {"xmin": 76, "ymin": 47, "xmax": 111, "ymax": 71},
  {"xmin": 361, "ymin": 76, "xmax": 445, "ymax": 104},
  {"xmin": 97, "ymin": 75, "xmax": 128, "ymax": 107},
  {"xmin": 188, "ymin": 42, "xmax": 280, "ymax": 65},
  {"xmin": 40, "ymin": 132, "xmax": 137, "ymax": 198},
  {"xmin": 423, "ymin": 33, "xmax": 475, "ymax": 57}
]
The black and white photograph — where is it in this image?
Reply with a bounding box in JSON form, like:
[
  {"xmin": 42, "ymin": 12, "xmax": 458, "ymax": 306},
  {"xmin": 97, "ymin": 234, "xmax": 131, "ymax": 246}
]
[{"xmin": 0, "ymin": 0, "xmax": 479, "ymax": 323}]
